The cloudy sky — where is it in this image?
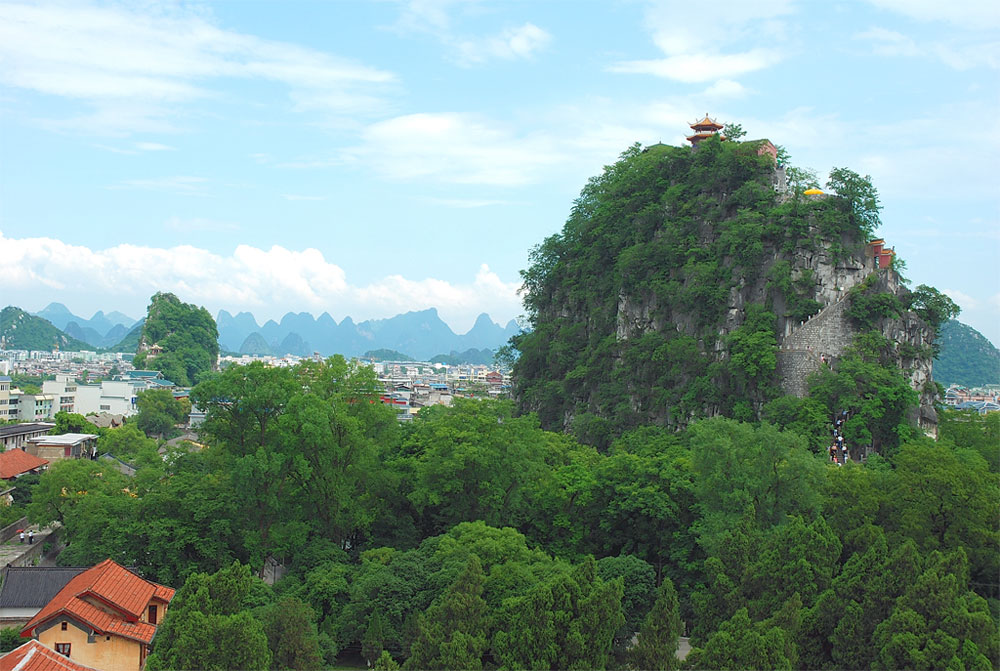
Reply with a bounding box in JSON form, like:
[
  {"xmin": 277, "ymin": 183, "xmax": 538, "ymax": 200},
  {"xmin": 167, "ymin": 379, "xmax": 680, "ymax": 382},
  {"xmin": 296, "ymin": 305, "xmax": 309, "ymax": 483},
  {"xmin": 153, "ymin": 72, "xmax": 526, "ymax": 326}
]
[{"xmin": 1, "ymin": 0, "xmax": 998, "ymax": 342}]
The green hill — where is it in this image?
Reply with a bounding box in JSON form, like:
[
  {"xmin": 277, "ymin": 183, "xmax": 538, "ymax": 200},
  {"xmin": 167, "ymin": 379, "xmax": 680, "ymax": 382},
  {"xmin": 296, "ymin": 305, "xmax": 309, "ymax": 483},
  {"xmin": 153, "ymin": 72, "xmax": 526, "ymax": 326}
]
[
  {"xmin": 511, "ymin": 138, "xmax": 940, "ymax": 448},
  {"xmin": 239, "ymin": 332, "xmax": 273, "ymax": 356},
  {"xmin": 363, "ymin": 348, "xmax": 414, "ymax": 361},
  {"xmin": 133, "ymin": 293, "xmax": 219, "ymax": 386},
  {"xmin": 934, "ymin": 320, "xmax": 1000, "ymax": 387},
  {"xmin": 1, "ymin": 306, "xmax": 92, "ymax": 351},
  {"xmin": 107, "ymin": 320, "xmax": 144, "ymax": 353},
  {"xmin": 431, "ymin": 348, "xmax": 497, "ymax": 365}
]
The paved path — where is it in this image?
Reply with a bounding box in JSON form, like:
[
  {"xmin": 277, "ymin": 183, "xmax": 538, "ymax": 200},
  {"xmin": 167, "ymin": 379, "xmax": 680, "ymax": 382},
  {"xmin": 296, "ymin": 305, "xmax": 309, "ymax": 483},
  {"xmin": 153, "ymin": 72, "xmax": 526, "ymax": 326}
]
[{"xmin": 0, "ymin": 523, "xmax": 57, "ymax": 566}]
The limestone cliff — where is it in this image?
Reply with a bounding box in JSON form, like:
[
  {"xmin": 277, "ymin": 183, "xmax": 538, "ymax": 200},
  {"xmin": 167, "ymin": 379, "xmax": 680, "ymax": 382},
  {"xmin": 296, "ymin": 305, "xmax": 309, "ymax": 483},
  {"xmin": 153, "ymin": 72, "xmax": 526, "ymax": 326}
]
[{"xmin": 512, "ymin": 138, "xmax": 939, "ymax": 444}]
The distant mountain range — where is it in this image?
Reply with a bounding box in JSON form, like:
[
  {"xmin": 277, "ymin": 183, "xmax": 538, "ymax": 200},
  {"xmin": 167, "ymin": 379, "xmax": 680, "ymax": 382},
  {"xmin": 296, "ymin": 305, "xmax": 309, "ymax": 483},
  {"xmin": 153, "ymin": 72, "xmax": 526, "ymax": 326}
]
[
  {"xmin": 32, "ymin": 303, "xmax": 138, "ymax": 349},
  {"xmin": 13, "ymin": 303, "xmax": 518, "ymax": 361},
  {"xmin": 221, "ymin": 308, "xmax": 520, "ymax": 360},
  {"xmin": 6, "ymin": 303, "xmax": 1000, "ymax": 379}
]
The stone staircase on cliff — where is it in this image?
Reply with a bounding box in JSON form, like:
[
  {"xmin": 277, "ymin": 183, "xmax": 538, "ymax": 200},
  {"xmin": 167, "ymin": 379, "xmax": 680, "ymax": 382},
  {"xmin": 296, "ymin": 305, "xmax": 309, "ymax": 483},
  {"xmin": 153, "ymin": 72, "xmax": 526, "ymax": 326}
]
[{"xmin": 775, "ymin": 294, "xmax": 856, "ymax": 397}]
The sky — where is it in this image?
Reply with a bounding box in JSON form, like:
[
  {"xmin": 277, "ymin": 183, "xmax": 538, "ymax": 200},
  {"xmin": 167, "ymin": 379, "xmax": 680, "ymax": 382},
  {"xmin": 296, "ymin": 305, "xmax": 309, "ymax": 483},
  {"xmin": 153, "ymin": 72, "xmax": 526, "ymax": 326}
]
[{"xmin": 1, "ymin": 0, "xmax": 998, "ymax": 343}]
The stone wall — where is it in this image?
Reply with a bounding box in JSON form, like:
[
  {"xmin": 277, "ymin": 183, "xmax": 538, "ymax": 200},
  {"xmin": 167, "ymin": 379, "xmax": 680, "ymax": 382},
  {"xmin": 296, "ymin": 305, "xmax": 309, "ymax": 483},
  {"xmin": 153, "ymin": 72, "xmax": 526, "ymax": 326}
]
[{"xmin": 776, "ymin": 298, "xmax": 857, "ymax": 397}]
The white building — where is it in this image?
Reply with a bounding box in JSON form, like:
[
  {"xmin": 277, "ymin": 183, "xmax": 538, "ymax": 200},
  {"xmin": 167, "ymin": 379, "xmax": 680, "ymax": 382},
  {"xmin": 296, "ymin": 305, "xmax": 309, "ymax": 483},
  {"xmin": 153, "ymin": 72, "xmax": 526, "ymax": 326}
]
[{"xmin": 42, "ymin": 375, "xmax": 141, "ymax": 417}]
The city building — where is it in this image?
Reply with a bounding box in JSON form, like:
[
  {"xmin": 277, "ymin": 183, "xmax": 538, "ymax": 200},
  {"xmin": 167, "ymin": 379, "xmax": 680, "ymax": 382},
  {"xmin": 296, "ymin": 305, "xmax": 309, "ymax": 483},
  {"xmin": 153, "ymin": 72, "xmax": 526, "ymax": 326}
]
[
  {"xmin": 20, "ymin": 559, "xmax": 175, "ymax": 671},
  {"xmin": 0, "ymin": 423, "xmax": 55, "ymax": 451},
  {"xmin": 26, "ymin": 434, "xmax": 98, "ymax": 462}
]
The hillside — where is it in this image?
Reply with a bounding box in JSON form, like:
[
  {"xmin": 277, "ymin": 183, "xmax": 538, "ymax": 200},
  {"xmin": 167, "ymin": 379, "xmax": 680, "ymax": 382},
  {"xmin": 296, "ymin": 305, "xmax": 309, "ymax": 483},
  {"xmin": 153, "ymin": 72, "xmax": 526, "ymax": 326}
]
[
  {"xmin": 0, "ymin": 306, "xmax": 92, "ymax": 351},
  {"xmin": 934, "ymin": 320, "xmax": 1000, "ymax": 387},
  {"xmin": 512, "ymin": 138, "xmax": 941, "ymax": 448},
  {"xmin": 133, "ymin": 293, "xmax": 218, "ymax": 386},
  {"xmin": 108, "ymin": 320, "xmax": 144, "ymax": 353}
]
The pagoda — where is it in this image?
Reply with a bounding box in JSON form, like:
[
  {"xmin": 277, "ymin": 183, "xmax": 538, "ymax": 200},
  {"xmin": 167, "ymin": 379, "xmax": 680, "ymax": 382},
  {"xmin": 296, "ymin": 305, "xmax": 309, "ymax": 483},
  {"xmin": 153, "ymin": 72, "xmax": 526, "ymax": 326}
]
[{"xmin": 687, "ymin": 114, "xmax": 723, "ymax": 146}]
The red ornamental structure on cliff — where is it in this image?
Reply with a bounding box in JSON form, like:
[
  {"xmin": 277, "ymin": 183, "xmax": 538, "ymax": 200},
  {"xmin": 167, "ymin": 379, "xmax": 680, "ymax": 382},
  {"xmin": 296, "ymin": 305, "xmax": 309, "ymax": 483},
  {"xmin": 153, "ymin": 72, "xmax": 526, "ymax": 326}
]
[{"xmin": 686, "ymin": 114, "xmax": 724, "ymax": 146}]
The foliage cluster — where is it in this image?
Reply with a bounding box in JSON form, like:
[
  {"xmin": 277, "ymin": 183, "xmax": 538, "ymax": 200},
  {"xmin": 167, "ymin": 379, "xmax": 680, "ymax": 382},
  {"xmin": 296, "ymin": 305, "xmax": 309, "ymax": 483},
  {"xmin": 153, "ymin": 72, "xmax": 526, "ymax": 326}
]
[
  {"xmin": 22, "ymin": 358, "xmax": 998, "ymax": 669},
  {"xmin": 132, "ymin": 292, "xmax": 219, "ymax": 386}
]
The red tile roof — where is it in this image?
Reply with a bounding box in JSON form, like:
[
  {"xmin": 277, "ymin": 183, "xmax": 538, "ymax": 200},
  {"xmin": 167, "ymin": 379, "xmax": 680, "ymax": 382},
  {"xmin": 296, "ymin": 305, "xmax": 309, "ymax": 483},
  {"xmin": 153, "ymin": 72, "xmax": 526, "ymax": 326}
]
[
  {"xmin": 0, "ymin": 640, "xmax": 102, "ymax": 671},
  {"xmin": 21, "ymin": 559, "xmax": 175, "ymax": 645},
  {"xmin": 0, "ymin": 450, "xmax": 48, "ymax": 479}
]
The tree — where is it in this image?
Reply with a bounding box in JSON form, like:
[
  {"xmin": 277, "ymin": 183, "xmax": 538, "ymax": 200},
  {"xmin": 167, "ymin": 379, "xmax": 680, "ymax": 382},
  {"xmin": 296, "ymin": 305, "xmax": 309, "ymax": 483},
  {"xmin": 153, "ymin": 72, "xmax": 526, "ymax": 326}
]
[
  {"xmin": 146, "ymin": 562, "xmax": 271, "ymax": 671},
  {"xmin": 363, "ymin": 611, "xmax": 393, "ymax": 667},
  {"xmin": 906, "ymin": 284, "xmax": 960, "ymax": 336},
  {"xmin": 827, "ymin": 167, "xmax": 882, "ymax": 238},
  {"xmin": 404, "ymin": 555, "xmax": 489, "ymax": 670},
  {"xmin": 0, "ymin": 628, "xmax": 22, "ymax": 653},
  {"xmin": 53, "ymin": 411, "xmax": 95, "ymax": 435},
  {"xmin": 257, "ymin": 596, "xmax": 324, "ymax": 671},
  {"xmin": 97, "ymin": 423, "xmax": 158, "ymax": 461},
  {"xmin": 723, "ymin": 122, "xmax": 747, "ymax": 140},
  {"xmin": 687, "ymin": 418, "xmax": 825, "ymax": 552},
  {"xmin": 629, "ymin": 577, "xmax": 682, "ymax": 671},
  {"xmin": 135, "ymin": 388, "xmax": 186, "ymax": 437},
  {"xmin": 27, "ymin": 458, "xmax": 129, "ymax": 526}
]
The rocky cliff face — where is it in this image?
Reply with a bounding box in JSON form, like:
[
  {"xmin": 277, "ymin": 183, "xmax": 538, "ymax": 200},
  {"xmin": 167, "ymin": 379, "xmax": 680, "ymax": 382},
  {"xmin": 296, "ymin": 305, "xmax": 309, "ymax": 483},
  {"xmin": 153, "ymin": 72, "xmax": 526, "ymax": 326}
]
[
  {"xmin": 513, "ymin": 139, "xmax": 939, "ymax": 441},
  {"xmin": 616, "ymin": 237, "xmax": 938, "ymax": 432}
]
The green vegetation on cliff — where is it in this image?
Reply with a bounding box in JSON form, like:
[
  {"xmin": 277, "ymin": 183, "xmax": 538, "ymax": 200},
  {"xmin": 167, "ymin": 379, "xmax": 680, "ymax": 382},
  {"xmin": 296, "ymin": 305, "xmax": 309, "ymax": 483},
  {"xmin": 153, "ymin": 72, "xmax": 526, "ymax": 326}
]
[
  {"xmin": 0, "ymin": 306, "xmax": 91, "ymax": 351},
  {"xmin": 133, "ymin": 292, "xmax": 219, "ymax": 386},
  {"xmin": 934, "ymin": 320, "xmax": 1000, "ymax": 387},
  {"xmin": 512, "ymin": 137, "xmax": 898, "ymax": 443}
]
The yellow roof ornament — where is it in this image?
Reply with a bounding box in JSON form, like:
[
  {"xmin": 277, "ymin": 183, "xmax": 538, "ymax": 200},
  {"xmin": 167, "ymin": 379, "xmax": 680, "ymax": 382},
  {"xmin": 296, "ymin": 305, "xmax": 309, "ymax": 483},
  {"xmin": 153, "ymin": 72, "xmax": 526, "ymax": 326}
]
[{"xmin": 803, "ymin": 187, "xmax": 824, "ymax": 195}]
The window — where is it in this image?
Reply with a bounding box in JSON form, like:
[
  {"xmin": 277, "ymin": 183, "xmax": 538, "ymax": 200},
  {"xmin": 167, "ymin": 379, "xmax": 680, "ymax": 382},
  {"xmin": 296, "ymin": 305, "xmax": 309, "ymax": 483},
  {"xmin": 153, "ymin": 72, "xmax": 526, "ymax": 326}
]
[
  {"xmin": 61, "ymin": 622, "xmax": 68, "ymax": 631},
  {"xmin": 55, "ymin": 643, "xmax": 71, "ymax": 657},
  {"xmin": 148, "ymin": 604, "xmax": 158, "ymax": 624}
]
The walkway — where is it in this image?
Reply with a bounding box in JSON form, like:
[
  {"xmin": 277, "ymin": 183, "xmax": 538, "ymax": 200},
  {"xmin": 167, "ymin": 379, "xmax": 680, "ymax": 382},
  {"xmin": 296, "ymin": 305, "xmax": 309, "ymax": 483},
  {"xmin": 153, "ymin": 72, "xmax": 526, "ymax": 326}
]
[{"xmin": 0, "ymin": 523, "xmax": 58, "ymax": 567}]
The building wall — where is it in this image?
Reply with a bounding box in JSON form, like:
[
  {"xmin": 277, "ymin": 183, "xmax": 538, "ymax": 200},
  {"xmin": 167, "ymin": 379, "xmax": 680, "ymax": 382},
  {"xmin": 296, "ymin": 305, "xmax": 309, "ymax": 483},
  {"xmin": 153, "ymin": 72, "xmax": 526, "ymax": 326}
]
[{"xmin": 37, "ymin": 623, "xmax": 144, "ymax": 671}]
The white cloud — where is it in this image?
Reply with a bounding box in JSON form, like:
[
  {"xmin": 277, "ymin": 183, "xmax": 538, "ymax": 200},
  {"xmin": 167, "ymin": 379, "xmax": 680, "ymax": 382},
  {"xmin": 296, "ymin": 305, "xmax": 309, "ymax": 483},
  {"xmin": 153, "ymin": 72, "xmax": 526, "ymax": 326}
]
[
  {"xmin": 610, "ymin": 0, "xmax": 794, "ymax": 82},
  {"xmin": 0, "ymin": 1, "xmax": 396, "ymax": 135},
  {"xmin": 109, "ymin": 176, "xmax": 209, "ymax": 196},
  {"xmin": 855, "ymin": 27, "xmax": 921, "ymax": 57},
  {"xmin": 135, "ymin": 142, "xmax": 174, "ymax": 151},
  {"xmin": 0, "ymin": 232, "xmax": 521, "ymax": 332},
  {"xmin": 391, "ymin": 1, "xmax": 550, "ymax": 66},
  {"xmin": 855, "ymin": 26, "xmax": 1000, "ymax": 70},
  {"xmin": 943, "ymin": 289, "xmax": 980, "ymax": 311},
  {"xmin": 609, "ymin": 49, "xmax": 782, "ymax": 83},
  {"xmin": 456, "ymin": 23, "xmax": 551, "ymax": 65},
  {"xmin": 702, "ymin": 79, "xmax": 750, "ymax": 98},
  {"xmin": 865, "ymin": 0, "xmax": 1000, "ymax": 29},
  {"xmin": 348, "ymin": 113, "xmax": 564, "ymax": 185}
]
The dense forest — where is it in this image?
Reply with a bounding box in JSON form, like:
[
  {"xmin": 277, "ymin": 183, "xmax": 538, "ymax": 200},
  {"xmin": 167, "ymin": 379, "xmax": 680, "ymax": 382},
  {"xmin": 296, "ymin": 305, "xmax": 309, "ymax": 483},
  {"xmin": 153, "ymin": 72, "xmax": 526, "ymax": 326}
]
[
  {"xmin": 13, "ymin": 356, "xmax": 996, "ymax": 670},
  {"xmin": 132, "ymin": 292, "xmax": 219, "ymax": 386}
]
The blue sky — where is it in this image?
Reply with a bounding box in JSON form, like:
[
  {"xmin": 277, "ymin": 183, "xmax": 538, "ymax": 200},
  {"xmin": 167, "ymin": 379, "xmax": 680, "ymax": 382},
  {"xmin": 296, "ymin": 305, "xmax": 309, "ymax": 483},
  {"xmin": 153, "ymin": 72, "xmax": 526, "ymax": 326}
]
[{"xmin": 1, "ymin": 0, "xmax": 998, "ymax": 344}]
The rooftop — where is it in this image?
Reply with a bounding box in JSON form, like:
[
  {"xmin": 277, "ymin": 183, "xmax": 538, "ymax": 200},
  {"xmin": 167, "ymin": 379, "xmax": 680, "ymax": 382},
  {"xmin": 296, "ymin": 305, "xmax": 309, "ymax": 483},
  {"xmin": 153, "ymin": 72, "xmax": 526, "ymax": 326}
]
[
  {"xmin": 0, "ymin": 423, "xmax": 55, "ymax": 439},
  {"xmin": 0, "ymin": 450, "xmax": 49, "ymax": 479},
  {"xmin": 22, "ymin": 559, "xmax": 175, "ymax": 645},
  {"xmin": 0, "ymin": 640, "xmax": 102, "ymax": 671},
  {"xmin": 0, "ymin": 566, "xmax": 87, "ymax": 609},
  {"xmin": 28, "ymin": 433, "xmax": 98, "ymax": 446}
]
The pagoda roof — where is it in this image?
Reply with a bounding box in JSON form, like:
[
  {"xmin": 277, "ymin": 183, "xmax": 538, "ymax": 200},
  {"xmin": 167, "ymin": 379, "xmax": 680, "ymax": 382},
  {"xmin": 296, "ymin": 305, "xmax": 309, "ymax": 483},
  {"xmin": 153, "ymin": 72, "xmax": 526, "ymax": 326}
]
[{"xmin": 690, "ymin": 114, "xmax": 723, "ymax": 130}]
